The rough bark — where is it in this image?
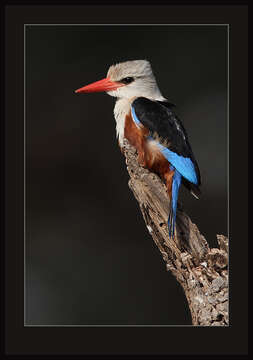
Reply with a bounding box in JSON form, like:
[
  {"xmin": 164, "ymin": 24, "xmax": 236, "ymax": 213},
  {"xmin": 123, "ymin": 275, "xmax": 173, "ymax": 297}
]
[{"xmin": 122, "ymin": 139, "xmax": 228, "ymax": 326}]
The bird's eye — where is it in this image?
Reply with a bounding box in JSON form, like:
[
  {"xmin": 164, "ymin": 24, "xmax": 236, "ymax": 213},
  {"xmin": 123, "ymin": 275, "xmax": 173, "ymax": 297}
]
[{"xmin": 121, "ymin": 77, "xmax": 134, "ymax": 84}]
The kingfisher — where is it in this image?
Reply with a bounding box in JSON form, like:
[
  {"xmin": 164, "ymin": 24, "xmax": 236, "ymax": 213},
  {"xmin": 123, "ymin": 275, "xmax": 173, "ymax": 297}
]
[{"xmin": 75, "ymin": 60, "xmax": 201, "ymax": 238}]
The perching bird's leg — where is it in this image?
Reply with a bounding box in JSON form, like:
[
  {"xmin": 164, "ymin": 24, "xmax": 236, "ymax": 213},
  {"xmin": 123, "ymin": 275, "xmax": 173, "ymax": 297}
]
[
  {"xmin": 137, "ymin": 150, "xmax": 148, "ymax": 168},
  {"xmin": 134, "ymin": 136, "xmax": 150, "ymax": 169}
]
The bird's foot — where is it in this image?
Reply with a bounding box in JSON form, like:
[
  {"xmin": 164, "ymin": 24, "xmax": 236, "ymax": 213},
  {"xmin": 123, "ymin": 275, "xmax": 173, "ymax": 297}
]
[{"xmin": 137, "ymin": 152, "xmax": 148, "ymax": 168}]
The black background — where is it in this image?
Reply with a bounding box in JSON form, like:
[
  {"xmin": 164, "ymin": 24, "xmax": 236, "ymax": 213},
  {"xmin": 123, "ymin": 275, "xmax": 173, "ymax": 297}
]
[
  {"xmin": 4, "ymin": 4, "xmax": 248, "ymax": 356},
  {"xmin": 25, "ymin": 24, "xmax": 227, "ymax": 326}
]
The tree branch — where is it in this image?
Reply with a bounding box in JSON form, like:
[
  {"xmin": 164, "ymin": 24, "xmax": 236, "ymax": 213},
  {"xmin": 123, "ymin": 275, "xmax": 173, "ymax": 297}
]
[{"xmin": 122, "ymin": 139, "xmax": 228, "ymax": 326}]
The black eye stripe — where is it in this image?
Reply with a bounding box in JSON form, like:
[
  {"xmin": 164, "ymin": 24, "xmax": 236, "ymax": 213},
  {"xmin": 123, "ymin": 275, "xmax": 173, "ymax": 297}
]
[{"xmin": 120, "ymin": 77, "xmax": 134, "ymax": 84}]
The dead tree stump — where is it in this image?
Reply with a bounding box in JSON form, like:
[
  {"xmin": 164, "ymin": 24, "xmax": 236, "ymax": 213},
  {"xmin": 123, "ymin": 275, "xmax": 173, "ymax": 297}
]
[{"xmin": 122, "ymin": 139, "xmax": 228, "ymax": 326}]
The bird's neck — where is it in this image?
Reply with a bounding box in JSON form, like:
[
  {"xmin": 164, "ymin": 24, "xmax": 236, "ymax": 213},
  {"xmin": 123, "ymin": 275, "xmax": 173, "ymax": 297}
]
[{"xmin": 114, "ymin": 98, "xmax": 130, "ymax": 145}]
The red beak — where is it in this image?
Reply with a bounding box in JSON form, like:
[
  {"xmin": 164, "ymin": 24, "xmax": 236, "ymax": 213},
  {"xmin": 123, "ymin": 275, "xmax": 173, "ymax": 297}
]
[{"xmin": 75, "ymin": 77, "xmax": 123, "ymax": 94}]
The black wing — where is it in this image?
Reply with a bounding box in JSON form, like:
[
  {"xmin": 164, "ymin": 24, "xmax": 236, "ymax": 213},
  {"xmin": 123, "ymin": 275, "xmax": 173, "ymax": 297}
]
[{"xmin": 131, "ymin": 97, "xmax": 201, "ymax": 191}]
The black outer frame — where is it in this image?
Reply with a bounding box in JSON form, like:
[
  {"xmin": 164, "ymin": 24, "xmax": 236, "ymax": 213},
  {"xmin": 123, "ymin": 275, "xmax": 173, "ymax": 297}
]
[{"xmin": 3, "ymin": 4, "xmax": 248, "ymax": 357}]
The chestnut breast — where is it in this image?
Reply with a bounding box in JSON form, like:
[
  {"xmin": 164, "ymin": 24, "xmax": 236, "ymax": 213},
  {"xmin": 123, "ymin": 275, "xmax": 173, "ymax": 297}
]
[{"xmin": 124, "ymin": 111, "xmax": 170, "ymax": 180}]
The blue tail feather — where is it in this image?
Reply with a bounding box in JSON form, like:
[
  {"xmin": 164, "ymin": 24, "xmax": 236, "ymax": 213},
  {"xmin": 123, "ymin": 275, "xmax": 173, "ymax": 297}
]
[{"xmin": 168, "ymin": 169, "xmax": 182, "ymax": 238}]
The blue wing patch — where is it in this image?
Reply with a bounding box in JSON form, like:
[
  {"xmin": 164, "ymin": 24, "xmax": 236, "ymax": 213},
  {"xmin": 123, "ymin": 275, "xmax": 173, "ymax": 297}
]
[
  {"xmin": 131, "ymin": 105, "xmax": 142, "ymax": 127},
  {"xmin": 156, "ymin": 142, "xmax": 198, "ymax": 185}
]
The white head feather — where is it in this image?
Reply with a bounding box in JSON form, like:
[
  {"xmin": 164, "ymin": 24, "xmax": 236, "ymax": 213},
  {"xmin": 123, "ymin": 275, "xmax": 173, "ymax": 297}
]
[{"xmin": 106, "ymin": 60, "xmax": 166, "ymax": 101}]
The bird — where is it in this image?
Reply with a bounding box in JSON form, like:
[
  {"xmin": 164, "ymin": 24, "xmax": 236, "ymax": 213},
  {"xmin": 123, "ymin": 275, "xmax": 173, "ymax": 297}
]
[{"xmin": 75, "ymin": 60, "xmax": 201, "ymax": 239}]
